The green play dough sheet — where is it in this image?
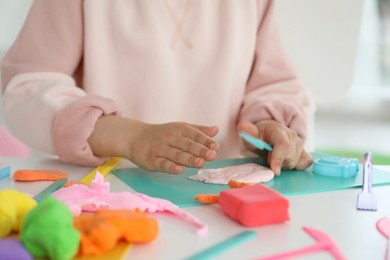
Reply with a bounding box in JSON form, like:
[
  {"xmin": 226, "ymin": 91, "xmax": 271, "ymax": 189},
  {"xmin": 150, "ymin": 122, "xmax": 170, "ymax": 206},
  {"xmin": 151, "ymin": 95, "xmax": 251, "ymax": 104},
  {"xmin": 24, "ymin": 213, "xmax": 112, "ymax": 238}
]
[{"xmin": 113, "ymin": 152, "xmax": 390, "ymax": 208}]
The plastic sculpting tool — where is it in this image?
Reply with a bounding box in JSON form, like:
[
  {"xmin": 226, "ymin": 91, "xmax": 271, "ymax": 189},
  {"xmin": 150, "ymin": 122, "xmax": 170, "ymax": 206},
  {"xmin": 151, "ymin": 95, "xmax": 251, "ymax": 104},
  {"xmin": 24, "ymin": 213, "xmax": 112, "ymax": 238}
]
[
  {"xmin": 313, "ymin": 156, "xmax": 359, "ymax": 178},
  {"xmin": 0, "ymin": 163, "xmax": 10, "ymax": 180},
  {"xmin": 256, "ymin": 227, "xmax": 346, "ymax": 260},
  {"xmin": 239, "ymin": 132, "xmax": 272, "ymax": 151},
  {"xmin": 356, "ymin": 152, "xmax": 377, "ymax": 211},
  {"xmin": 376, "ymin": 217, "xmax": 390, "ymax": 260},
  {"xmin": 34, "ymin": 178, "xmax": 68, "ymax": 203},
  {"xmin": 80, "ymin": 157, "xmax": 121, "ymax": 185},
  {"xmin": 186, "ymin": 230, "xmax": 257, "ymax": 260}
]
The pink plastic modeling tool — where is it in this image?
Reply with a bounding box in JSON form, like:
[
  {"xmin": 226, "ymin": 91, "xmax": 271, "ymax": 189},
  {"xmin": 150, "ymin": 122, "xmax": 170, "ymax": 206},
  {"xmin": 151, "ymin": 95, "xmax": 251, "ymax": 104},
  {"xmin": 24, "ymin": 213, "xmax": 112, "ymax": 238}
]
[
  {"xmin": 376, "ymin": 217, "xmax": 390, "ymax": 260},
  {"xmin": 256, "ymin": 227, "xmax": 346, "ymax": 260}
]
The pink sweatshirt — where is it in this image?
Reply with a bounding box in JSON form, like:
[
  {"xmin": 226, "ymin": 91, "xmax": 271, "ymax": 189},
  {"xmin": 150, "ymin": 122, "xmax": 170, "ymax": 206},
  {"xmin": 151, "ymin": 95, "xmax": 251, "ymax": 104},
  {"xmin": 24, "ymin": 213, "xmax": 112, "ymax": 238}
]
[{"xmin": 1, "ymin": 0, "xmax": 314, "ymax": 166}]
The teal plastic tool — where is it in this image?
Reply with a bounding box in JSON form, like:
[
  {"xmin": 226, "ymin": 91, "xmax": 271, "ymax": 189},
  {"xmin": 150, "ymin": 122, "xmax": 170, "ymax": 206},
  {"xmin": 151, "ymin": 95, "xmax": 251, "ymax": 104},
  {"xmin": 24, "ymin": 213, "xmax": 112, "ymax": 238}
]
[
  {"xmin": 239, "ymin": 132, "xmax": 272, "ymax": 151},
  {"xmin": 34, "ymin": 179, "xmax": 67, "ymax": 203},
  {"xmin": 0, "ymin": 164, "xmax": 10, "ymax": 180},
  {"xmin": 186, "ymin": 230, "xmax": 257, "ymax": 260},
  {"xmin": 313, "ymin": 156, "xmax": 359, "ymax": 177}
]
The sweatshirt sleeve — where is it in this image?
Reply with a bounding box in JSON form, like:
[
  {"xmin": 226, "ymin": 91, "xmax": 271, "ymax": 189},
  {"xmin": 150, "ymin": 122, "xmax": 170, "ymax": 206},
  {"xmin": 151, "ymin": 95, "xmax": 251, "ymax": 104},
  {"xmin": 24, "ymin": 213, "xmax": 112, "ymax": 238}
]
[
  {"xmin": 239, "ymin": 0, "xmax": 316, "ymax": 140},
  {"xmin": 1, "ymin": 0, "xmax": 119, "ymax": 166}
]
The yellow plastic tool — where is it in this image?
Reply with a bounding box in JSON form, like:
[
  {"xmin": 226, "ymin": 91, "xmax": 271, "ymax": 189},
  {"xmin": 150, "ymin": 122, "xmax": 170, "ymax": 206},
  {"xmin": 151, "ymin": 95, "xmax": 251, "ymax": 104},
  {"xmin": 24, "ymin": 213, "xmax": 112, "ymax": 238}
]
[{"xmin": 79, "ymin": 157, "xmax": 121, "ymax": 185}]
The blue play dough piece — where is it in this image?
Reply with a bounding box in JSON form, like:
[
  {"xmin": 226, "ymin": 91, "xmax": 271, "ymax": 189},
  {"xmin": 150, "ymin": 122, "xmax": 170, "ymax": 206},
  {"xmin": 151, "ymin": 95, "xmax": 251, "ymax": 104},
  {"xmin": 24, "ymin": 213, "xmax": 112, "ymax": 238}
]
[
  {"xmin": 313, "ymin": 156, "xmax": 359, "ymax": 178},
  {"xmin": 0, "ymin": 239, "xmax": 33, "ymax": 260}
]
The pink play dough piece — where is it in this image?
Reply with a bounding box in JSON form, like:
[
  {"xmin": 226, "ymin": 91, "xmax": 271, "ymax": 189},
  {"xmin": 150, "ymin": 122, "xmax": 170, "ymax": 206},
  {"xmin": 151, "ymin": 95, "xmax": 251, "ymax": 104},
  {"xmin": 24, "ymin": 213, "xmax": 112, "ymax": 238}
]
[
  {"xmin": 218, "ymin": 184, "xmax": 289, "ymax": 227},
  {"xmin": 187, "ymin": 163, "xmax": 274, "ymax": 184},
  {"xmin": 51, "ymin": 172, "xmax": 207, "ymax": 235}
]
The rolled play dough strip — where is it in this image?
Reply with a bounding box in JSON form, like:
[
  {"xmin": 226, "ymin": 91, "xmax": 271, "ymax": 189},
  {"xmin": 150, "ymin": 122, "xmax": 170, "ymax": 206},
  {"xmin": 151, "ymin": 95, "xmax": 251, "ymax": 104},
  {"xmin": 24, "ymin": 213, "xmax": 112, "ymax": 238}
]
[{"xmin": 13, "ymin": 169, "xmax": 69, "ymax": 181}]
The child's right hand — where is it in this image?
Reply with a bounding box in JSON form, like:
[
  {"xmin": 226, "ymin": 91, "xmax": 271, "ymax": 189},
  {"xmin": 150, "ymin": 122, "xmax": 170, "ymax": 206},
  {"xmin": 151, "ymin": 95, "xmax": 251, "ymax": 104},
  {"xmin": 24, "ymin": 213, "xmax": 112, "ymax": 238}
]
[
  {"xmin": 88, "ymin": 116, "xmax": 220, "ymax": 174},
  {"xmin": 237, "ymin": 119, "xmax": 312, "ymax": 176}
]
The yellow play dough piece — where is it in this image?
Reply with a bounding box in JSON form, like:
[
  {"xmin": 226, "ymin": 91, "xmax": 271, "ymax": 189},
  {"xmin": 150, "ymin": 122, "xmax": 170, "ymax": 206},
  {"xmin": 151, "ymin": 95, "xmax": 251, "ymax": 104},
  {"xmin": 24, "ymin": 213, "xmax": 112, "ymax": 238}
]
[{"xmin": 0, "ymin": 189, "xmax": 37, "ymax": 237}]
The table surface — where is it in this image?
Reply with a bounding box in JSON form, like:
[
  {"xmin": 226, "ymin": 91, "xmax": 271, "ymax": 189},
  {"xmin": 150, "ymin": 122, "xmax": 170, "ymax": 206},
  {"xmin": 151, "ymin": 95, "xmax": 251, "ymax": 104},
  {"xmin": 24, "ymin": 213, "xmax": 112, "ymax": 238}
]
[{"xmin": 1, "ymin": 156, "xmax": 389, "ymax": 260}]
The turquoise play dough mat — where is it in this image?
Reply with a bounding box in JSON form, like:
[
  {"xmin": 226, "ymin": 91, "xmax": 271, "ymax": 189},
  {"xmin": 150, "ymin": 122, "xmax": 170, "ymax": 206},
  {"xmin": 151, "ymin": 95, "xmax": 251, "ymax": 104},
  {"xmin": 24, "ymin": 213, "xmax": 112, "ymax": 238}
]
[{"xmin": 112, "ymin": 152, "xmax": 390, "ymax": 208}]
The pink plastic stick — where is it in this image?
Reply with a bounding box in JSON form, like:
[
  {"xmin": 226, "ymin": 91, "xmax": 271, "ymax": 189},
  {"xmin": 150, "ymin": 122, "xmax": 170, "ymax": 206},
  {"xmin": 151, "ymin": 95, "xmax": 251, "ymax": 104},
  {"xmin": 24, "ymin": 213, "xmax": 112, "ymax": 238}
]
[
  {"xmin": 376, "ymin": 217, "xmax": 390, "ymax": 260},
  {"xmin": 255, "ymin": 227, "xmax": 346, "ymax": 260},
  {"xmin": 257, "ymin": 244, "xmax": 324, "ymax": 260}
]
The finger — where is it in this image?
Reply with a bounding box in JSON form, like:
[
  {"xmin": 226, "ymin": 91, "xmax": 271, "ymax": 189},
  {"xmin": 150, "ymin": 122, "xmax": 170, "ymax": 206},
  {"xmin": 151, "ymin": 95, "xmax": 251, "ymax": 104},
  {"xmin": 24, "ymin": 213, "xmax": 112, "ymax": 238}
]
[
  {"xmin": 295, "ymin": 151, "xmax": 313, "ymax": 170},
  {"xmin": 183, "ymin": 126, "xmax": 219, "ymax": 150},
  {"xmin": 174, "ymin": 137, "xmax": 217, "ymax": 161},
  {"xmin": 154, "ymin": 158, "xmax": 184, "ymax": 175},
  {"xmin": 236, "ymin": 120, "xmax": 258, "ymax": 137},
  {"xmin": 159, "ymin": 147, "xmax": 206, "ymax": 169},
  {"xmin": 268, "ymin": 141, "xmax": 289, "ymax": 176},
  {"xmin": 236, "ymin": 120, "xmax": 260, "ymax": 151},
  {"xmin": 264, "ymin": 126, "xmax": 291, "ymax": 175},
  {"xmin": 281, "ymin": 136, "xmax": 301, "ymax": 170},
  {"xmin": 282, "ymin": 133, "xmax": 308, "ymax": 170}
]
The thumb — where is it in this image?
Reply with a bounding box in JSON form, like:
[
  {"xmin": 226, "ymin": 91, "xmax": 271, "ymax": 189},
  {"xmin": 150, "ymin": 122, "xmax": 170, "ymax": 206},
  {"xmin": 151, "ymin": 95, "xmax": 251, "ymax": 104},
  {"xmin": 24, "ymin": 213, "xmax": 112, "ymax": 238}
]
[{"xmin": 237, "ymin": 120, "xmax": 258, "ymax": 137}]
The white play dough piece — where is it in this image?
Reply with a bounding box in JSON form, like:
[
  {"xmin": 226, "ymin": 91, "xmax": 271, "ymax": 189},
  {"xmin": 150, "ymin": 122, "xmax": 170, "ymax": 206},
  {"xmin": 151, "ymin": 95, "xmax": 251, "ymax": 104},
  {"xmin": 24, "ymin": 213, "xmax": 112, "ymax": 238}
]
[{"xmin": 187, "ymin": 163, "xmax": 274, "ymax": 184}]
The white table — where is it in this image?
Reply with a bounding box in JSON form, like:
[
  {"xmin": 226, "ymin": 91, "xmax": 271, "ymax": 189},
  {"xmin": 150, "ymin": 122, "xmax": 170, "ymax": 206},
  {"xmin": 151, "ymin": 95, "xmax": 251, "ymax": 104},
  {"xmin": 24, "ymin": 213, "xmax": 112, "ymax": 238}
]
[{"xmin": 1, "ymin": 156, "xmax": 389, "ymax": 260}]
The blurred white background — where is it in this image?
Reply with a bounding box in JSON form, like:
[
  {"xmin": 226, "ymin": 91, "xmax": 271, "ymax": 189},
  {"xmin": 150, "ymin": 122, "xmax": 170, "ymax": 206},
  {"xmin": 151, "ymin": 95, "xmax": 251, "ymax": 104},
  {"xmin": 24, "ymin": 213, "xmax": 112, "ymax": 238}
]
[
  {"xmin": 278, "ymin": 0, "xmax": 390, "ymax": 160},
  {"xmin": 0, "ymin": 0, "xmax": 32, "ymax": 123},
  {"xmin": 0, "ymin": 0, "xmax": 389, "ymax": 161}
]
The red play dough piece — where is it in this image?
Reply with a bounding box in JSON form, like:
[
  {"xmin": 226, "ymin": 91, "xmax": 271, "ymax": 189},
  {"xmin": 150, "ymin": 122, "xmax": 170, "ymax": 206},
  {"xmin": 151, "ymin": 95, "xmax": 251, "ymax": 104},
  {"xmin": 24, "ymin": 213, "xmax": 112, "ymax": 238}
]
[{"xmin": 218, "ymin": 184, "xmax": 289, "ymax": 227}]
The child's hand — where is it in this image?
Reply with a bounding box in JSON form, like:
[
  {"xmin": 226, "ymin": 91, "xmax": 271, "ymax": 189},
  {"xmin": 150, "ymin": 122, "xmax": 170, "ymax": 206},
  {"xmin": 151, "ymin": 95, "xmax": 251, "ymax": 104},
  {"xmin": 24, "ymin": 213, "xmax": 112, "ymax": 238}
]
[
  {"xmin": 88, "ymin": 116, "xmax": 219, "ymax": 174},
  {"xmin": 127, "ymin": 122, "xmax": 219, "ymax": 174},
  {"xmin": 237, "ymin": 120, "xmax": 312, "ymax": 175}
]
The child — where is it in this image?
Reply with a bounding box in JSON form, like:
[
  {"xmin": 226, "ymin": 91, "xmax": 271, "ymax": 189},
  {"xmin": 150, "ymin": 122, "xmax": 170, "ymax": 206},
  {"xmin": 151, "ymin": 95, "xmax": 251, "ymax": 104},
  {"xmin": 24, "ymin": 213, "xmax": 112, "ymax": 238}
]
[{"xmin": 1, "ymin": 0, "xmax": 315, "ymax": 175}]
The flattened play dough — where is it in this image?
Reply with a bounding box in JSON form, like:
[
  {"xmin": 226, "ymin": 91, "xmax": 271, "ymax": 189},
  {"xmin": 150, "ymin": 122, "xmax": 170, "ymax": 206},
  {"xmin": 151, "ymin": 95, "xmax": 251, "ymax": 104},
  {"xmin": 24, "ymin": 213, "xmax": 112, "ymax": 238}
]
[
  {"xmin": 52, "ymin": 172, "xmax": 207, "ymax": 235},
  {"xmin": 21, "ymin": 196, "xmax": 80, "ymax": 260},
  {"xmin": 188, "ymin": 163, "xmax": 274, "ymax": 184}
]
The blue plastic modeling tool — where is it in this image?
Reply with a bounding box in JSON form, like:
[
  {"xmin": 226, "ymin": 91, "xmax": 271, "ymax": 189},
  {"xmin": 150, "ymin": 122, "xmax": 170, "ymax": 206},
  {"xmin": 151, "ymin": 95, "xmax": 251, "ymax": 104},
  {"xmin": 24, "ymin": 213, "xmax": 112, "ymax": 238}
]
[
  {"xmin": 313, "ymin": 156, "xmax": 359, "ymax": 177},
  {"xmin": 186, "ymin": 230, "xmax": 257, "ymax": 260},
  {"xmin": 34, "ymin": 178, "xmax": 68, "ymax": 203},
  {"xmin": 239, "ymin": 132, "xmax": 273, "ymax": 151},
  {"xmin": 0, "ymin": 164, "xmax": 10, "ymax": 180}
]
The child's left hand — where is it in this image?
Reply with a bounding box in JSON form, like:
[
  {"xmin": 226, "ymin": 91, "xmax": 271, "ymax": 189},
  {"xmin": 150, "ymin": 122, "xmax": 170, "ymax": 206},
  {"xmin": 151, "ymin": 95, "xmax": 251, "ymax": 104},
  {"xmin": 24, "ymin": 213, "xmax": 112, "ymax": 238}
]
[{"xmin": 237, "ymin": 120, "xmax": 313, "ymax": 175}]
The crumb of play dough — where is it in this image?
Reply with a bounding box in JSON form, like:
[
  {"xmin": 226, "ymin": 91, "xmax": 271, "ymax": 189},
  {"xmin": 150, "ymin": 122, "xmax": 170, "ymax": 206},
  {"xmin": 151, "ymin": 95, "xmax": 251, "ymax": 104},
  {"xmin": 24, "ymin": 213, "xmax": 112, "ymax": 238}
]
[
  {"xmin": 227, "ymin": 179, "xmax": 255, "ymax": 188},
  {"xmin": 194, "ymin": 194, "xmax": 219, "ymax": 204},
  {"xmin": 63, "ymin": 180, "xmax": 86, "ymax": 187},
  {"xmin": 187, "ymin": 163, "xmax": 274, "ymax": 184}
]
